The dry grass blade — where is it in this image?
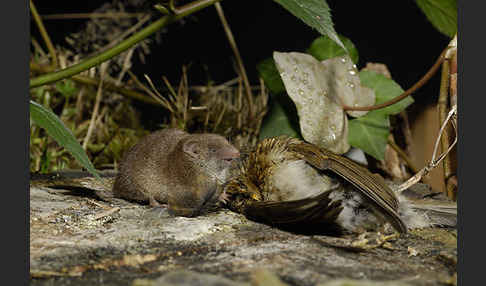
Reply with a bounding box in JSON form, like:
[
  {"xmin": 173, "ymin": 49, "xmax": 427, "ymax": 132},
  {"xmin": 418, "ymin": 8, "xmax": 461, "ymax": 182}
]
[
  {"xmin": 214, "ymin": 2, "xmax": 254, "ymax": 118},
  {"xmin": 116, "ymin": 48, "xmax": 135, "ymax": 85},
  {"xmin": 83, "ymin": 62, "xmax": 109, "ymax": 150},
  {"xmin": 140, "ymin": 74, "xmax": 174, "ymax": 112}
]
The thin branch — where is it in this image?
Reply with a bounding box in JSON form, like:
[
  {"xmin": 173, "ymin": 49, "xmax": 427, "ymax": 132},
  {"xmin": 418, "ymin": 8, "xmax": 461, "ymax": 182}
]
[
  {"xmin": 30, "ymin": 0, "xmax": 221, "ymax": 88},
  {"xmin": 343, "ymin": 46, "xmax": 449, "ymax": 111},
  {"xmin": 214, "ymin": 2, "xmax": 254, "ymax": 118},
  {"xmin": 41, "ymin": 12, "xmax": 146, "ymax": 20},
  {"xmin": 30, "ymin": 0, "xmax": 58, "ymax": 68},
  {"xmin": 397, "ymin": 105, "xmax": 457, "ymax": 192}
]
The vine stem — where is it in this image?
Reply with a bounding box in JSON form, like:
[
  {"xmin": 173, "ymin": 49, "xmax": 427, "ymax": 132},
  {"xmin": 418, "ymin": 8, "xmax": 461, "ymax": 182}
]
[
  {"xmin": 343, "ymin": 45, "xmax": 449, "ymax": 111},
  {"xmin": 30, "ymin": 0, "xmax": 58, "ymax": 69},
  {"xmin": 30, "ymin": 0, "xmax": 221, "ymax": 88}
]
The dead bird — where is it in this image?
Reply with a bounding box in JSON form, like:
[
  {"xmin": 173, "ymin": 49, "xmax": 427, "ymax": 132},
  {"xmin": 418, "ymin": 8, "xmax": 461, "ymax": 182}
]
[{"xmin": 224, "ymin": 136, "xmax": 456, "ymax": 234}]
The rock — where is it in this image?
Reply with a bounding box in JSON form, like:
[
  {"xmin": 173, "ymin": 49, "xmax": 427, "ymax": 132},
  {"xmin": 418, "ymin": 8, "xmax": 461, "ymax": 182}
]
[
  {"xmin": 132, "ymin": 270, "xmax": 248, "ymax": 286},
  {"xmin": 29, "ymin": 184, "xmax": 457, "ymax": 286}
]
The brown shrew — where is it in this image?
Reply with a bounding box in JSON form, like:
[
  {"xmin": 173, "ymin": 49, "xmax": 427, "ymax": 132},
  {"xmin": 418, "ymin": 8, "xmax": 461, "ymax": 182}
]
[{"xmin": 113, "ymin": 128, "xmax": 240, "ymax": 217}]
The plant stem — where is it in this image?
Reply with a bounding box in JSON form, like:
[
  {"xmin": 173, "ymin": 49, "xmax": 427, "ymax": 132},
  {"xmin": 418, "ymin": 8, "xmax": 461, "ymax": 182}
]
[
  {"xmin": 30, "ymin": 0, "xmax": 221, "ymax": 88},
  {"xmin": 41, "ymin": 12, "xmax": 146, "ymax": 20},
  {"xmin": 214, "ymin": 2, "xmax": 254, "ymax": 119},
  {"xmin": 30, "ymin": 0, "xmax": 58, "ymax": 69},
  {"xmin": 343, "ymin": 46, "xmax": 449, "ymax": 111},
  {"xmin": 437, "ymin": 58, "xmax": 455, "ymax": 200}
]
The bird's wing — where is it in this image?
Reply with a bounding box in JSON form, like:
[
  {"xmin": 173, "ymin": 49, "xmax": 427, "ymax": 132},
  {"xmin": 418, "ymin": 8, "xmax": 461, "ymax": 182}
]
[
  {"xmin": 243, "ymin": 189, "xmax": 343, "ymax": 225},
  {"xmin": 289, "ymin": 141, "xmax": 408, "ymax": 233}
]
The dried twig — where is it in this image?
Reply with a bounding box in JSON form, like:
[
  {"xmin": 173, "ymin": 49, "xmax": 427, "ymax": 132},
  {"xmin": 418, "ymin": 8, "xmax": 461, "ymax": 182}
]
[
  {"xmin": 93, "ymin": 207, "xmax": 120, "ymax": 220},
  {"xmin": 397, "ymin": 105, "xmax": 457, "ymax": 192},
  {"xmin": 86, "ymin": 199, "xmax": 111, "ymax": 210}
]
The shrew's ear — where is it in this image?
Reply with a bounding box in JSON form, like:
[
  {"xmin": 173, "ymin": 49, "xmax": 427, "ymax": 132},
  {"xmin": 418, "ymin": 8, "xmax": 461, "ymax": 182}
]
[{"xmin": 183, "ymin": 140, "xmax": 201, "ymax": 158}]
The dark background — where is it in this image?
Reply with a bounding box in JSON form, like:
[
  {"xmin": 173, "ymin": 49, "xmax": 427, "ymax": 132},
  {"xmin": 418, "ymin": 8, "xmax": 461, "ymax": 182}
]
[{"xmin": 31, "ymin": 0, "xmax": 451, "ymax": 110}]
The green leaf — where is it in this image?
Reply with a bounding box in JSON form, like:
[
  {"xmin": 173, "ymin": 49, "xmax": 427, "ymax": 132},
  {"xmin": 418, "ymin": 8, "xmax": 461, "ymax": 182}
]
[
  {"xmin": 259, "ymin": 98, "xmax": 300, "ymax": 140},
  {"xmin": 415, "ymin": 0, "xmax": 457, "ymax": 37},
  {"xmin": 29, "ymin": 100, "xmax": 100, "ymax": 178},
  {"xmin": 273, "ymin": 0, "xmax": 346, "ymax": 50},
  {"xmin": 359, "ymin": 71, "xmax": 414, "ymax": 116},
  {"xmin": 307, "ymin": 34, "xmax": 359, "ymax": 64},
  {"xmin": 348, "ymin": 71, "xmax": 413, "ymax": 159},
  {"xmin": 257, "ymin": 58, "xmax": 286, "ymax": 95},
  {"xmin": 348, "ymin": 112, "xmax": 390, "ymax": 161},
  {"xmin": 55, "ymin": 79, "xmax": 78, "ymax": 99}
]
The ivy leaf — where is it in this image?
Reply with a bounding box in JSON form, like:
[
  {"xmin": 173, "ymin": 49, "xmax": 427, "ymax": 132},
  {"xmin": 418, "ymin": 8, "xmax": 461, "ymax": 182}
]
[
  {"xmin": 347, "ymin": 71, "xmax": 413, "ymax": 160},
  {"xmin": 359, "ymin": 71, "xmax": 413, "ymax": 116},
  {"xmin": 257, "ymin": 58, "xmax": 286, "ymax": 95},
  {"xmin": 30, "ymin": 100, "xmax": 100, "ymax": 178},
  {"xmin": 273, "ymin": 51, "xmax": 351, "ymax": 154},
  {"xmin": 415, "ymin": 0, "xmax": 457, "ymax": 37},
  {"xmin": 259, "ymin": 98, "xmax": 301, "ymax": 140},
  {"xmin": 348, "ymin": 112, "xmax": 390, "ymax": 161},
  {"xmin": 273, "ymin": 0, "xmax": 346, "ymax": 51},
  {"xmin": 307, "ymin": 34, "xmax": 359, "ymax": 64}
]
